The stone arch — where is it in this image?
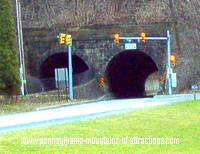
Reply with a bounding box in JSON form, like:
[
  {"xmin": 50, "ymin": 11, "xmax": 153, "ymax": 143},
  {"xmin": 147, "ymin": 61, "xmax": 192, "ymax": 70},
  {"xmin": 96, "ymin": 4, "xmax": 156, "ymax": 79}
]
[
  {"xmin": 39, "ymin": 52, "xmax": 94, "ymax": 90},
  {"xmin": 39, "ymin": 48, "xmax": 91, "ymax": 70},
  {"xmin": 105, "ymin": 47, "xmax": 163, "ymax": 74}
]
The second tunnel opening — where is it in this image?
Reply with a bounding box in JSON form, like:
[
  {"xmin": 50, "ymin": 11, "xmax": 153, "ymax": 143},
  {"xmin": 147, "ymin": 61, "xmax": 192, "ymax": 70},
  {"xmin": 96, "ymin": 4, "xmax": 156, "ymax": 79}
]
[
  {"xmin": 40, "ymin": 52, "xmax": 90, "ymax": 90},
  {"xmin": 106, "ymin": 50, "xmax": 158, "ymax": 99}
]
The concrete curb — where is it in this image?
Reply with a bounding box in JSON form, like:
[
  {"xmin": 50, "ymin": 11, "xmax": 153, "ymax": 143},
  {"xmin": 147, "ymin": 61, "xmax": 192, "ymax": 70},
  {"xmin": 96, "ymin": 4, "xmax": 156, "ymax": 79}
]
[{"xmin": 35, "ymin": 95, "xmax": 106, "ymax": 111}]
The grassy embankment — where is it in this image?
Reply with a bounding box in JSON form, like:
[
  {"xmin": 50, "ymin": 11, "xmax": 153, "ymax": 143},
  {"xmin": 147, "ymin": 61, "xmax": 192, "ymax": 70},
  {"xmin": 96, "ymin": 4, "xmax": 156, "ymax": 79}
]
[{"xmin": 0, "ymin": 96, "xmax": 89, "ymax": 115}]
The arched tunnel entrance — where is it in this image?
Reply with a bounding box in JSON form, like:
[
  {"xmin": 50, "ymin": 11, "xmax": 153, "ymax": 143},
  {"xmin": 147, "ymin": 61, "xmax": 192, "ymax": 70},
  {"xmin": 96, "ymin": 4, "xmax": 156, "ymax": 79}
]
[
  {"xmin": 40, "ymin": 52, "xmax": 91, "ymax": 90},
  {"xmin": 106, "ymin": 50, "xmax": 158, "ymax": 98}
]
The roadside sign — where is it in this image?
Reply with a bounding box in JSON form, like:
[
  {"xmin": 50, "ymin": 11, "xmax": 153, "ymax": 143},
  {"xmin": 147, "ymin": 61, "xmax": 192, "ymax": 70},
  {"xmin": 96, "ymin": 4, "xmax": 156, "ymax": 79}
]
[
  {"xmin": 171, "ymin": 73, "xmax": 177, "ymax": 88},
  {"xmin": 55, "ymin": 68, "xmax": 68, "ymax": 88},
  {"xmin": 125, "ymin": 43, "xmax": 137, "ymax": 50},
  {"xmin": 191, "ymin": 84, "xmax": 198, "ymax": 101},
  {"xmin": 192, "ymin": 85, "xmax": 198, "ymax": 91}
]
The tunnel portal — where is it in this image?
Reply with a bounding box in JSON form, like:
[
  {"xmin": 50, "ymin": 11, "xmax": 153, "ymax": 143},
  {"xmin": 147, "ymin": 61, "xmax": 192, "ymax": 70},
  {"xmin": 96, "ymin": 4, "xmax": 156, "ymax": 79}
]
[
  {"xmin": 106, "ymin": 50, "xmax": 158, "ymax": 98},
  {"xmin": 40, "ymin": 52, "xmax": 89, "ymax": 90}
]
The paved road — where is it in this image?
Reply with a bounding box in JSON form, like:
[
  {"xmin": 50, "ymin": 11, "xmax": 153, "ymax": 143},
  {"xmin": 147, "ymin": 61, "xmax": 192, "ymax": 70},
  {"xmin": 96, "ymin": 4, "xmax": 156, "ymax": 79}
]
[{"xmin": 0, "ymin": 94, "xmax": 199, "ymax": 133}]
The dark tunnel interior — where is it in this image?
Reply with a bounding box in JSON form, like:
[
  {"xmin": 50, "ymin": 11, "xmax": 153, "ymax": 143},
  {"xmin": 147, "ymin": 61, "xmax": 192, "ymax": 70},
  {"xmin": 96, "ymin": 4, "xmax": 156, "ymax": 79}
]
[
  {"xmin": 106, "ymin": 50, "xmax": 158, "ymax": 98},
  {"xmin": 40, "ymin": 52, "xmax": 89, "ymax": 89}
]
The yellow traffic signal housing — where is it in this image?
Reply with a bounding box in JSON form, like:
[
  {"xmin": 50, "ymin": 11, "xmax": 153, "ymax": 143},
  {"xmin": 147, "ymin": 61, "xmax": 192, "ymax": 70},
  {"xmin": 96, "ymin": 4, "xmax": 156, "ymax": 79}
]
[
  {"xmin": 140, "ymin": 32, "xmax": 146, "ymax": 43},
  {"xmin": 99, "ymin": 77, "xmax": 105, "ymax": 87},
  {"xmin": 66, "ymin": 34, "xmax": 72, "ymax": 46},
  {"xmin": 170, "ymin": 55, "xmax": 176, "ymax": 67},
  {"xmin": 159, "ymin": 75, "xmax": 165, "ymax": 85},
  {"xmin": 59, "ymin": 33, "xmax": 66, "ymax": 45},
  {"xmin": 113, "ymin": 34, "xmax": 120, "ymax": 44}
]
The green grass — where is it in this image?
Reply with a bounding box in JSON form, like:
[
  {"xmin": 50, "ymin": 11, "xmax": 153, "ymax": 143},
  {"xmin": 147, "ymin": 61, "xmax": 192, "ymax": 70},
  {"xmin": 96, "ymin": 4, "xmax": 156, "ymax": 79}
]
[
  {"xmin": 0, "ymin": 101, "xmax": 65, "ymax": 115},
  {"xmin": 0, "ymin": 100, "xmax": 200, "ymax": 154}
]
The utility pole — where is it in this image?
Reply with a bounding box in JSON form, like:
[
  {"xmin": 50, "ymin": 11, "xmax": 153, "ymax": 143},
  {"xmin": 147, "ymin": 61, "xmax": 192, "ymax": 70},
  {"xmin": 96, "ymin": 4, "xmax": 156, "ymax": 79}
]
[{"xmin": 16, "ymin": 0, "xmax": 27, "ymax": 95}]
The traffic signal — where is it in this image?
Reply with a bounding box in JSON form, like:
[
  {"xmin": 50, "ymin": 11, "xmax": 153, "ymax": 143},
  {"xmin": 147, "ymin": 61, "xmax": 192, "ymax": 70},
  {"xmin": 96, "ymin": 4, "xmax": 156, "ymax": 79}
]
[
  {"xmin": 170, "ymin": 54, "xmax": 176, "ymax": 67},
  {"xmin": 59, "ymin": 33, "xmax": 66, "ymax": 45},
  {"xmin": 113, "ymin": 34, "xmax": 120, "ymax": 44},
  {"xmin": 66, "ymin": 34, "xmax": 72, "ymax": 46},
  {"xmin": 99, "ymin": 77, "xmax": 105, "ymax": 88},
  {"xmin": 140, "ymin": 32, "xmax": 146, "ymax": 43},
  {"xmin": 159, "ymin": 75, "xmax": 165, "ymax": 85}
]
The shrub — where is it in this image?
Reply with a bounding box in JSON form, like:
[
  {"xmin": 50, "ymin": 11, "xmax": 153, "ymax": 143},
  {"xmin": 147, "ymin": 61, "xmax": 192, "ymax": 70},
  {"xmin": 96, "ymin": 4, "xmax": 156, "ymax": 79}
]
[{"xmin": 0, "ymin": 0, "xmax": 20, "ymax": 95}]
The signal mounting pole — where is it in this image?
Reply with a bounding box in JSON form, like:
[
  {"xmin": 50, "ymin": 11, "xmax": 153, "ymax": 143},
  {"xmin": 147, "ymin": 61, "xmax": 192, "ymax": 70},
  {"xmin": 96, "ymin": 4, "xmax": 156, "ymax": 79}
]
[
  {"xmin": 167, "ymin": 31, "xmax": 172, "ymax": 95},
  {"xmin": 68, "ymin": 37, "xmax": 73, "ymax": 100},
  {"xmin": 59, "ymin": 33, "xmax": 73, "ymax": 100}
]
